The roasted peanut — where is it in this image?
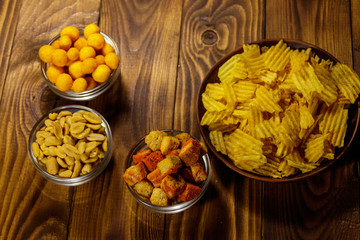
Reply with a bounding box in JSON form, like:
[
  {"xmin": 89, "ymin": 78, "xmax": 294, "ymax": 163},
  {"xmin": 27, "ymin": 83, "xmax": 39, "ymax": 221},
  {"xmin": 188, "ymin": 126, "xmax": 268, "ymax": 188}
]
[
  {"xmin": 32, "ymin": 142, "xmax": 40, "ymax": 158},
  {"xmin": 71, "ymin": 160, "xmax": 82, "ymax": 178},
  {"xmin": 81, "ymin": 164, "xmax": 92, "ymax": 175},
  {"xmin": 46, "ymin": 156, "xmax": 59, "ymax": 175},
  {"xmin": 59, "ymin": 169, "xmax": 72, "ymax": 178},
  {"xmin": 87, "ymin": 133, "xmax": 105, "ymax": 141},
  {"xmin": 83, "ymin": 112, "xmax": 102, "ymax": 124}
]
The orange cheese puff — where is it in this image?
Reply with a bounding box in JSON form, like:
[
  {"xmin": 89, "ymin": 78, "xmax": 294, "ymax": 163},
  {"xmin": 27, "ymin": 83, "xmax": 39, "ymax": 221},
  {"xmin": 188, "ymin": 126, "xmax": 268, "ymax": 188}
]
[
  {"xmin": 51, "ymin": 40, "xmax": 60, "ymax": 49},
  {"xmin": 95, "ymin": 55, "xmax": 105, "ymax": 65},
  {"xmin": 85, "ymin": 76, "xmax": 98, "ymax": 90},
  {"xmin": 60, "ymin": 26, "xmax": 79, "ymax": 42},
  {"xmin": 84, "ymin": 23, "xmax": 100, "ymax": 39},
  {"xmin": 72, "ymin": 77, "xmax": 88, "ymax": 93},
  {"xmin": 66, "ymin": 47, "xmax": 80, "ymax": 61},
  {"xmin": 51, "ymin": 49, "xmax": 68, "ymax": 67},
  {"xmin": 39, "ymin": 45, "xmax": 55, "ymax": 63},
  {"xmin": 79, "ymin": 46, "xmax": 96, "ymax": 61},
  {"xmin": 68, "ymin": 61, "xmax": 84, "ymax": 79},
  {"xmin": 101, "ymin": 43, "xmax": 115, "ymax": 55},
  {"xmin": 55, "ymin": 73, "xmax": 73, "ymax": 91},
  {"xmin": 74, "ymin": 37, "xmax": 87, "ymax": 50},
  {"xmin": 46, "ymin": 65, "xmax": 65, "ymax": 83},
  {"xmin": 104, "ymin": 52, "xmax": 120, "ymax": 70},
  {"xmin": 81, "ymin": 58, "xmax": 97, "ymax": 75},
  {"xmin": 92, "ymin": 64, "xmax": 111, "ymax": 83},
  {"xmin": 87, "ymin": 33, "xmax": 105, "ymax": 50},
  {"xmin": 59, "ymin": 35, "xmax": 72, "ymax": 51}
]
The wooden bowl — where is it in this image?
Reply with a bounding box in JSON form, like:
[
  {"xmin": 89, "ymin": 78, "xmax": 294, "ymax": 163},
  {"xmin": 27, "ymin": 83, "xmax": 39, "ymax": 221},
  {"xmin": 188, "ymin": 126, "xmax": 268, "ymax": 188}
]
[{"xmin": 196, "ymin": 39, "xmax": 360, "ymax": 182}]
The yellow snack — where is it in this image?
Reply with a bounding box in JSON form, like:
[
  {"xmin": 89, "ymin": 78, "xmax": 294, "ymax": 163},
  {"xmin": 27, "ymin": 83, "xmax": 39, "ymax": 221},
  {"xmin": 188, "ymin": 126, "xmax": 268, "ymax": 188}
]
[
  {"xmin": 84, "ymin": 23, "xmax": 100, "ymax": 39},
  {"xmin": 58, "ymin": 35, "xmax": 72, "ymax": 51},
  {"xmin": 51, "ymin": 49, "xmax": 68, "ymax": 67},
  {"xmin": 81, "ymin": 58, "xmax": 98, "ymax": 75},
  {"xmin": 51, "ymin": 40, "xmax": 60, "ymax": 49},
  {"xmin": 104, "ymin": 52, "xmax": 120, "ymax": 70},
  {"xmin": 95, "ymin": 54, "xmax": 105, "ymax": 65},
  {"xmin": 68, "ymin": 61, "xmax": 84, "ymax": 79},
  {"xmin": 87, "ymin": 33, "xmax": 105, "ymax": 50},
  {"xmin": 39, "ymin": 45, "xmax": 55, "ymax": 63},
  {"xmin": 46, "ymin": 65, "xmax": 65, "ymax": 83},
  {"xmin": 66, "ymin": 47, "xmax": 80, "ymax": 61},
  {"xmin": 92, "ymin": 64, "xmax": 111, "ymax": 83},
  {"xmin": 74, "ymin": 37, "xmax": 88, "ymax": 50},
  {"xmin": 79, "ymin": 46, "xmax": 96, "ymax": 61},
  {"xmin": 55, "ymin": 73, "xmax": 73, "ymax": 91},
  {"xmin": 102, "ymin": 43, "xmax": 115, "ymax": 55},
  {"xmin": 85, "ymin": 77, "xmax": 98, "ymax": 90},
  {"xmin": 72, "ymin": 78, "xmax": 88, "ymax": 93},
  {"xmin": 60, "ymin": 26, "xmax": 79, "ymax": 42}
]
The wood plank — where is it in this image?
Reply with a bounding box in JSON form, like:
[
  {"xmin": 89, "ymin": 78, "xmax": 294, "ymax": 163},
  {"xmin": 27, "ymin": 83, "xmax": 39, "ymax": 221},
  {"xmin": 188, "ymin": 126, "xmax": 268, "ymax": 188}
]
[
  {"xmin": 67, "ymin": 0, "xmax": 185, "ymax": 239},
  {"xmin": 0, "ymin": 0, "xmax": 100, "ymax": 239},
  {"xmin": 264, "ymin": 0, "xmax": 359, "ymax": 239},
  {"xmin": 169, "ymin": 0, "xmax": 264, "ymax": 239}
]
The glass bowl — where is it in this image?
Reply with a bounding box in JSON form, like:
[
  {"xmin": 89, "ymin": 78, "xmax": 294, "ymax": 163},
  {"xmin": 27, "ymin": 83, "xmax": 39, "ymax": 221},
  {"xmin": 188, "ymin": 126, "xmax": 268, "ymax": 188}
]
[
  {"xmin": 28, "ymin": 105, "xmax": 113, "ymax": 186},
  {"xmin": 124, "ymin": 130, "xmax": 211, "ymax": 214},
  {"xmin": 40, "ymin": 29, "xmax": 120, "ymax": 101},
  {"xmin": 197, "ymin": 39, "xmax": 360, "ymax": 182}
]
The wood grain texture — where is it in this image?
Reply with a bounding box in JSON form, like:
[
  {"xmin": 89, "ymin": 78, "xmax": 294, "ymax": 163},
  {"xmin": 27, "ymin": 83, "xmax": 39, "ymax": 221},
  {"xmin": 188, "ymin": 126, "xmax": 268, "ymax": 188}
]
[
  {"xmin": 264, "ymin": 0, "xmax": 359, "ymax": 239},
  {"xmin": 0, "ymin": 0, "xmax": 100, "ymax": 239}
]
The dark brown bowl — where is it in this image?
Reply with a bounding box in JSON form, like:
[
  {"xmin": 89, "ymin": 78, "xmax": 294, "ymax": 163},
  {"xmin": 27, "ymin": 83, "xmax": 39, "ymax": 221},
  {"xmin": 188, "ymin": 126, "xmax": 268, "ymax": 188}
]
[{"xmin": 196, "ymin": 39, "xmax": 360, "ymax": 182}]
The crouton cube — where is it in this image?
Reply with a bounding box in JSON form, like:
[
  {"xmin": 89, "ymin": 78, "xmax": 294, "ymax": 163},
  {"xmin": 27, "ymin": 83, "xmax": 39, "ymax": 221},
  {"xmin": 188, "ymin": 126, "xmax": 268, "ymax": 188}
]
[
  {"xmin": 142, "ymin": 150, "xmax": 164, "ymax": 171},
  {"xmin": 132, "ymin": 149, "xmax": 152, "ymax": 164},
  {"xmin": 167, "ymin": 149, "xmax": 180, "ymax": 156},
  {"xmin": 160, "ymin": 175, "xmax": 186, "ymax": 199},
  {"xmin": 175, "ymin": 132, "xmax": 191, "ymax": 146},
  {"xmin": 150, "ymin": 188, "xmax": 170, "ymax": 206},
  {"xmin": 190, "ymin": 162, "xmax": 208, "ymax": 182},
  {"xmin": 179, "ymin": 139, "xmax": 201, "ymax": 166},
  {"xmin": 147, "ymin": 168, "xmax": 163, "ymax": 187},
  {"xmin": 133, "ymin": 180, "xmax": 154, "ymax": 198},
  {"xmin": 177, "ymin": 183, "xmax": 202, "ymax": 202},
  {"xmin": 145, "ymin": 130, "xmax": 167, "ymax": 151},
  {"xmin": 157, "ymin": 155, "xmax": 182, "ymax": 176},
  {"xmin": 123, "ymin": 162, "xmax": 148, "ymax": 186},
  {"xmin": 179, "ymin": 167, "xmax": 194, "ymax": 182},
  {"xmin": 160, "ymin": 135, "xmax": 180, "ymax": 155}
]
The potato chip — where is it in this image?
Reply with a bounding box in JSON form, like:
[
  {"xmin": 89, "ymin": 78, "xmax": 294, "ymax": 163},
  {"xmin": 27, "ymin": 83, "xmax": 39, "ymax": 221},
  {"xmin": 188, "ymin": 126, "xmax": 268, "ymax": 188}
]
[
  {"xmin": 209, "ymin": 130, "xmax": 227, "ymax": 155},
  {"xmin": 204, "ymin": 83, "xmax": 224, "ymax": 100},
  {"xmin": 304, "ymin": 134, "xmax": 329, "ymax": 163},
  {"xmin": 285, "ymin": 150, "xmax": 318, "ymax": 173},
  {"xmin": 232, "ymin": 81, "xmax": 259, "ymax": 102},
  {"xmin": 202, "ymin": 93, "xmax": 226, "ymax": 112},
  {"xmin": 263, "ymin": 40, "xmax": 291, "ymax": 72},
  {"xmin": 331, "ymin": 63, "xmax": 360, "ymax": 104},
  {"xmin": 251, "ymin": 86, "xmax": 283, "ymax": 113}
]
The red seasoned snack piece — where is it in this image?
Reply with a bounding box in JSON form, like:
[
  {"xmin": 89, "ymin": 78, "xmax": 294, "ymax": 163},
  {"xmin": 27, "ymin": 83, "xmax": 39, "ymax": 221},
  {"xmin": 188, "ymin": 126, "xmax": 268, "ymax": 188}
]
[
  {"xmin": 167, "ymin": 149, "xmax": 180, "ymax": 156},
  {"xmin": 132, "ymin": 149, "xmax": 152, "ymax": 164},
  {"xmin": 179, "ymin": 167, "xmax": 194, "ymax": 182},
  {"xmin": 142, "ymin": 150, "xmax": 164, "ymax": 171},
  {"xmin": 160, "ymin": 135, "xmax": 180, "ymax": 155},
  {"xmin": 177, "ymin": 183, "xmax": 202, "ymax": 202},
  {"xmin": 190, "ymin": 162, "xmax": 208, "ymax": 182},
  {"xmin": 133, "ymin": 179, "xmax": 154, "ymax": 198},
  {"xmin": 179, "ymin": 138, "xmax": 201, "ymax": 166},
  {"xmin": 147, "ymin": 168, "xmax": 163, "ymax": 187},
  {"xmin": 160, "ymin": 174, "xmax": 186, "ymax": 199},
  {"xmin": 157, "ymin": 155, "xmax": 182, "ymax": 177},
  {"xmin": 123, "ymin": 162, "xmax": 148, "ymax": 186},
  {"xmin": 150, "ymin": 188, "xmax": 169, "ymax": 206}
]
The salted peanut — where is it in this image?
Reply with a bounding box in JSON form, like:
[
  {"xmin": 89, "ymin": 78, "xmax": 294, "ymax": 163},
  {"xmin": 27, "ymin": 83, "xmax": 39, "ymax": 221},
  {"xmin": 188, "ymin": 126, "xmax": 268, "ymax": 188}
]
[
  {"xmin": 82, "ymin": 157, "xmax": 98, "ymax": 164},
  {"xmin": 59, "ymin": 169, "xmax": 73, "ymax": 178},
  {"xmin": 98, "ymin": 149, "xmax": 105, "ymax": 158},
  {"xmin": 64, "ymin": 156, "xmax": 75, "ymax": 166},
  {"xmin": 62, "ymin": 143, "xmax": 80, "ymax": 157},
  {"xmin": 87, "ymin": 133, "xmax": 105, "ymax": 141},
  {"xmin": 63, "ymin": 135, "xmax": 75, "ymax": 145},
  {"xmin": 36, "ymin": 130, "xmax": 53, "ymax": 139},
  {"xmin": 83, "ymin": 112, "xmax": 102, "ymax": 124},
  {"xmin": 64, "ymin": 123, "xmax": 70, "ymax": 136},
  {"xmin": 32, "ymin": 142, "xmax": 41, "ymax": 158},
  {"xmin": 85, "ymin": 141, "xmax": 101, "ymax": 153},
  {"xmin": 71, "ymin": 160, "xmax": 82, "ymax": 178},
  {"xmin": 77, "ymin": 141, "xmax": 86, "ymax": 154},
  {"xmin": 44, "ymin": 136, "xmax": 62, "ymax": 146},
  {"xmin": 86, "ymin": 123, "xmax": 102, "ymax": 130},
  {"xmin": 46, "ymin": 156, "xmax": 59, "ymax": 175},
  {"xmin": 43, "ymin": 146, "xmax": 58, "ymax": 156},
  {"xmin": 102, "ymin": 136, "xmax": 108, "ymax": 152},
  {"xmin": 58, "ymin": 117, "xmax": 66, "ymax": 127},
  {"xmin": 56, "ymin": 157, "xmax": 68, "ymax": 168},
  {"xmin": 89, "ymin": 148, "xmax": 98, "ymax": 158},
  {"xmin": 80, "ymin": 153, "xmax": 89, "ymax": 162},
  {"xmin": 70, "ymin": 122, "xmax": 86, "ymax": 134},
  {"xmin": 81, "ymin": 163, "xmax": 92, "ymax": 175},
  {"xmin": 70, "ymin": 115, "xmax": 86, "ymax": 123},
  {"xmin": 48, "ymin": 113, "xmax": 58, "ymax": 120},
  {"xmin": 56, "ymin": 146, "xmax": 67, "ymax": 159},
  {"xmin": 49, "ymin": 121, "xmax": 63, "ymax": 140},
  {"xmin": 58, "ymin": 111, "xmax": 72, "ymax": 118},
  {"xmin": 71, "ymin": 127, "xmax": 91, "ymax": 139},
  {"xmin": 36, "ymin": 137, "xmax": 45, "ymax": 145}
]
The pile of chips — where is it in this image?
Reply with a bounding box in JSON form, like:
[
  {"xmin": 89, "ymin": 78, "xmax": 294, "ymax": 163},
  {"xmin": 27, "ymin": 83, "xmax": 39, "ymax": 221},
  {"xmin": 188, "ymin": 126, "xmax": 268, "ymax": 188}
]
[{"xmin": 200, "ymin": 40, "xmax": 360, "ymax": 178}]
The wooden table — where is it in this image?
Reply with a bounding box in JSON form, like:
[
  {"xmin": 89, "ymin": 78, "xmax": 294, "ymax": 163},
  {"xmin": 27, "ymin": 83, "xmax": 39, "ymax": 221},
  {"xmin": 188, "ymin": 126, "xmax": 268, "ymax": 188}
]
[{"xmin": 1, "ymin": 0, "xmax": 359, "ymax": 239}]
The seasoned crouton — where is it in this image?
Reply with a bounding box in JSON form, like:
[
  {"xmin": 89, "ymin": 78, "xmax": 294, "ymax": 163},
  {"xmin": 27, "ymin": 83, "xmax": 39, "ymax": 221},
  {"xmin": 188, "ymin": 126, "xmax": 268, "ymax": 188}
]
[
  {"xmin": 175, "ymin": 132, "xmax": 191, "ymax": 146},
  {"xmin": 179, "ymin": 139, "xmax": 201, "ymax": 166},
  {"xmin": 167, "ymin": 149, "xmax": 180, "ymax": 156},
  {"xmin": 147, "ymin": 168, "xmax": 163, "ymax": 187},
  {"xmin": 190, "ymin": 162, "xmax": 208, "ymax": 182},
  {"xmin": 145, "ymin": 130, "xmax": 167, "ymax": 151},
  {"xmin": 133, "ymin": 180, "xmax": 154, "ymax": 198},
  {"xmin": 160, "ymin": 175, "xmax": 186, "ymax": 199},
  {"xmin": 123, "ymin": 162, "xmax": 148, "ymax": 186},
  {"xmin": 157, "ymin": 155, "xmax": 182, "ymax": 176},
  {"xmin": 150, "ymin": 188, "xmax": 169, "ymax": 206},
  {"xmin": 142, "ymin": 150, "xmax": 164, "ymax": 171},
  {"xmin": 179, "ymin": 167, "xmax": 194, "ymax": 182},
  {"xmin": 160, "ymin": 136, "xmax": 180, "ymax": 155},
  {"xmin": 132, "ymin": 149, "xmax": 152, "ymax": 164},
  {"xmin": 177, "ymin": 183, "xmax": 202, "ymax": 202}
]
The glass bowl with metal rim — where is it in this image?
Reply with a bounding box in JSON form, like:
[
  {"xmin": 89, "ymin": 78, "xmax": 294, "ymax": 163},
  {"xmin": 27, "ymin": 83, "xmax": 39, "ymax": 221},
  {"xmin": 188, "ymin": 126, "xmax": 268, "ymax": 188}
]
[{"xmin": 28, "ymin": 105, "xmax": 113, "ymax": 186}]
